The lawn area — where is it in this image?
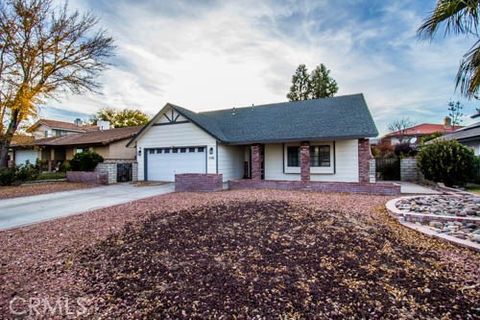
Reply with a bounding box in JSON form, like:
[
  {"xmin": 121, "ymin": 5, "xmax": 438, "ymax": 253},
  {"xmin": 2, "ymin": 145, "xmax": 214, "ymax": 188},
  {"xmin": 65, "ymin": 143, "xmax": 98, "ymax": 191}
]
[
  {"xmin": 0, "ymin": 190, "xmax": 478, "ymax": 318},
  {"xmin": 0, "ymin": 181, "xmax": 94, "ymax": 199}
]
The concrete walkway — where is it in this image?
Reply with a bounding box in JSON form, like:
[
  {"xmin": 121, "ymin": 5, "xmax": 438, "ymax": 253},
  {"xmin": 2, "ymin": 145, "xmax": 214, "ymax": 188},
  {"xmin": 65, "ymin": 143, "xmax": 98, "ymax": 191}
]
[
  {"xmin": 396, "ymin": 181, "xmax": 441, "ymax": 195},
  {"xmin": 0, "ymin": 183, "xmax": 174, "ymax": 230}
]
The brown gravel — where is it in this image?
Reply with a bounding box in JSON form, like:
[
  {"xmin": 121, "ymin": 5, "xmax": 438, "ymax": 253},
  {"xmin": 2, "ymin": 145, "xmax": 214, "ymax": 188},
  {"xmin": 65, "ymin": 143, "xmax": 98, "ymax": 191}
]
[
  {"xmin": 0, "ymin": 190, "xmax": 479, "ymax": 319},
  {"xmin": 0, "ymin": 182, "xmax": 94, "ymax": 199}
]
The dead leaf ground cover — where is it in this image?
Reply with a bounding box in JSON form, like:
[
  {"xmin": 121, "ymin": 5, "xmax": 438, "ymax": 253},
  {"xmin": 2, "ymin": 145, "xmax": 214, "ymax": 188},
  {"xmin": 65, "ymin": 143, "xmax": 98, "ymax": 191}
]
[
  {"xmin": 0, "ymin": 182, "xmax": 94, "ymax": 199},
  {"xmin": 0, "ymin": 190, "xmax": 479, "ymax": 319}
]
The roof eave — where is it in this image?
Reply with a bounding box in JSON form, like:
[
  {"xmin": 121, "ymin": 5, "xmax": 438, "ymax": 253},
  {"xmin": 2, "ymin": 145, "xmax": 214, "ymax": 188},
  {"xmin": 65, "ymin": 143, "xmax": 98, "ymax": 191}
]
[{"xmin": 224, "ymin": 134, "xmax": 378, "ymax": 145}]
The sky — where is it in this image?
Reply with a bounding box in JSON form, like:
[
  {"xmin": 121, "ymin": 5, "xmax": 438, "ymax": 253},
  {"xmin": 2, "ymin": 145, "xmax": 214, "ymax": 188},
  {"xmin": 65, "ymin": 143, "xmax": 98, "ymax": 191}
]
[{"xmin": 43, "ymin": 0, "xmax": 479, "ymax": 135}]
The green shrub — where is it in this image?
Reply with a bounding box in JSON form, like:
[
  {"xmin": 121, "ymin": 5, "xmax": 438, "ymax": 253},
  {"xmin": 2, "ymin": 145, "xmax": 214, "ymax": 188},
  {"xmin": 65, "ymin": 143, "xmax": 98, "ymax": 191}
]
[
  {"xmin": 69, "ymin": 151, "xmax": 104, "ymax": 171},
  {"xmin": 418, "ymin": 140, "xmax": 475, "ymax": 186},
  {"xmin": 59, "ymin": 161, "xmax": 71, "ymax": 173},
  {"xmin": 36, "ymin": 172, "xmax": 66, "ymax": 180},
  {"xmin": 0, "ymin": 167, "xmax": 17, "ymax": 186},
  {"xmin": 15, "ymin": 164, "xmax": 39, "ymax": 181}
]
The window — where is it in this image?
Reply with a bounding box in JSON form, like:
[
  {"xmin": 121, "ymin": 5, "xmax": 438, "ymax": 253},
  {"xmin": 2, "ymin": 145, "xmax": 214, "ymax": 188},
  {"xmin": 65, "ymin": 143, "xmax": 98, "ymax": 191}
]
[
  {"xmin": 149, "ymin": 149, "xmax": 155, "ymax": 154},
  {"xmin": 197, "ymin": 147, "xmax": 205, "ymax": 152},
  {"xmin": 172, "ymin": 148, "xmax": 178, "ymax": 153},
  {"xmin": 287, "ymin": 146, "xmax": 300, "ymax": 167},
  {"xmin": 310, "ymin": 145, "xmax": 330, "ymax": 167},
  {"xmin": 188, "ymin": 147, "xmax": 195, "ymax": 153},
  {"xmin": 156, "ymin": 149, "xmax": 162, "ymax": 154},
  {"xmin": 180, "ymin": 148, "xmax": 186, "ymax": 153},
  {"xmin": 164, "ymin": 148, "xmax": 170, "ymax": 153}
]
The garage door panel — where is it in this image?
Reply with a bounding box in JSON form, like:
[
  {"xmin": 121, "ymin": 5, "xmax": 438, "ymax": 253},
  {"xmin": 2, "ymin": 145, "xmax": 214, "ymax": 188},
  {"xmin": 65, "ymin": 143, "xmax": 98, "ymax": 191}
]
[{"xmin": 147, "ymin": 147, "xmax": 206, "ymax": 181}]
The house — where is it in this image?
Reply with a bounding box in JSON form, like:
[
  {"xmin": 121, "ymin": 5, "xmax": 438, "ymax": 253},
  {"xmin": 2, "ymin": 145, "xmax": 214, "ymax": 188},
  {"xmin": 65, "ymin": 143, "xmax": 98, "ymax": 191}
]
[
  {"xmin": 127, "ymin": 94, "xmax": 398, "ymax": 194},
  {"xmin": 10, "ymin": 125, "xmax": 140, "ymax": 182},
  {"xmin": 382, "ymin": 118, "xmax": 462, "ymax": 146},
  {"xmin": 438, "ymin": 122, "xmax": 480, "ymax": 155},
  {"xmin": 27, "ymin": 118, "xmax": 102, "ymax": 139}
]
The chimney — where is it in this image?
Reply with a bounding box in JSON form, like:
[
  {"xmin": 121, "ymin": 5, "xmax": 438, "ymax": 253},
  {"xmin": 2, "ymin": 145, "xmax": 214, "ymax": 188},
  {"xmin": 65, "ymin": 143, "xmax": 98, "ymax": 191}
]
[
  {"xmin": 74, "ymin": 118, "xmax": 83, "ymax": 126},
  {"xmin": 444, "ymin": 116, "xmax": 452, "ymax": 128},
  {"xmin": 97, "ymin": 120, "xmax": 110, "ymax": 131}
]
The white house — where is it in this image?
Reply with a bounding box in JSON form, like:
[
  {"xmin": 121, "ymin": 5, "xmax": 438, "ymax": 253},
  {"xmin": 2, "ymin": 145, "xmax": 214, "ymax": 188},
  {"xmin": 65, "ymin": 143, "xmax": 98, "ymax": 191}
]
[{"xmin": 127, "ymin": 94, "xmax": 391, "ymax": 195}]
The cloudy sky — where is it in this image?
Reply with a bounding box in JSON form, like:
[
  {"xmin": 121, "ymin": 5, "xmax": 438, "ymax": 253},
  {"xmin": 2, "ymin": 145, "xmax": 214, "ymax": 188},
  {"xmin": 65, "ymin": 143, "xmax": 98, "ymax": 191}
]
[{"xmin": 43, "ymin": 0, "xmax": 478, "ymax": 135}]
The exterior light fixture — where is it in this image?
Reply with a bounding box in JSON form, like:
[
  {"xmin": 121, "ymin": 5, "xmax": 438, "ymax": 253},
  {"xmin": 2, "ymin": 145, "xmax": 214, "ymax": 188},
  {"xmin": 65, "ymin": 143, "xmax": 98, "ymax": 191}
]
[
  {"xmin": 209, "ymin": 147, "xmax": 214, "ymax": 155},
  {"xmin": 138, "ymin": 148, "xmax": 142, "ymax": 156}
]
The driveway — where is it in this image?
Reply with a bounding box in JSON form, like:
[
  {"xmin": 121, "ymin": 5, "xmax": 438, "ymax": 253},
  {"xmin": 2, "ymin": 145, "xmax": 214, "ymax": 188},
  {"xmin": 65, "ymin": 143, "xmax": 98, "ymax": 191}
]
[{"xmin": 0, "ymin": 183, "xmax": 174, "ymax": 230}]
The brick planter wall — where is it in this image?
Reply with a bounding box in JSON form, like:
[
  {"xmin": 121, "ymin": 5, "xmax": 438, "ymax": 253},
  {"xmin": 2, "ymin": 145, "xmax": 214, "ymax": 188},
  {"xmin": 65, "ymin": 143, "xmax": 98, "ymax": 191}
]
[
  {"xmin": 66, "ymin": 171, "xmax": 108, "ymax": 185},
  {"xmin": 175, "ymin": 173, "xmax": 223, "ymax": 192},
  {"xmin": 228, "ymin": 179, "xmax": 400, "ymax": 196}
]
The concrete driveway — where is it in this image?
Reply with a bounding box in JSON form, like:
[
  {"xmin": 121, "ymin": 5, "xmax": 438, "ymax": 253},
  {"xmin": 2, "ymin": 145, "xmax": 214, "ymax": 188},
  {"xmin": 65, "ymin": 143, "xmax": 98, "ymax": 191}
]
[{"xmin": 0, "ymin": 183, "xmax": 174, "ymax": 230}]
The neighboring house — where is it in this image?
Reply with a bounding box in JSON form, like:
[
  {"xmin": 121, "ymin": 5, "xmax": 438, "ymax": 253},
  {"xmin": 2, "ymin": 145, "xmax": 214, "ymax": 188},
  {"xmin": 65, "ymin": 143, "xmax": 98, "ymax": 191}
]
[
  {"xmin": 27, "ymin": 118, "xmax": 101, "ymax": 139},
  {"xmin": 10, "ymin": 125, "xmax": 139, "ymax": 183},
  {"xmin": 10, "ymin": 118, "xmax": 116, "ymax": 166},
  {"xmin": 382, "ymin": 118, "xmax": 462, "ymax": 146},
  {"xmin": 438, "ymin": 122, "xmax": 480, "ymax": 155},
  {"xmin": 127, "ymin": 94, "xmax": 378, "ymax": 186}
]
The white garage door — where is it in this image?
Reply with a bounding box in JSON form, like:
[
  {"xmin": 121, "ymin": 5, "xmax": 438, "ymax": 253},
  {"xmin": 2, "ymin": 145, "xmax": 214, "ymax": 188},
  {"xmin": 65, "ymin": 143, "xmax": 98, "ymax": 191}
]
[
  {"xmin": 146, "ymin": 146, "xmax": 206, "ymax": 181},
  {"xmin": 15, "ymin": 149, "xmax": 38, "ymax": 166}
]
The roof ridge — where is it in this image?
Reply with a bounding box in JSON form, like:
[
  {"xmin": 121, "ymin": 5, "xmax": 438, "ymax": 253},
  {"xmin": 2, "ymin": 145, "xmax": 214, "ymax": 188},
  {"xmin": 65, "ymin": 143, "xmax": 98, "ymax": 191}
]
[{"xmin": 198, "ymin": 93, "xmax": 365, "ymax": 115}]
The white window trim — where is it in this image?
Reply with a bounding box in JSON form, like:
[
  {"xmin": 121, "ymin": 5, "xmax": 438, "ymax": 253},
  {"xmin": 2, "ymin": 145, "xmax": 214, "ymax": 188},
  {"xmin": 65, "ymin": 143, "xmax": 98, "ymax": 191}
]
[{"xmin": 283, "ymin": 142, "xmax": 334, "ymax": 174}]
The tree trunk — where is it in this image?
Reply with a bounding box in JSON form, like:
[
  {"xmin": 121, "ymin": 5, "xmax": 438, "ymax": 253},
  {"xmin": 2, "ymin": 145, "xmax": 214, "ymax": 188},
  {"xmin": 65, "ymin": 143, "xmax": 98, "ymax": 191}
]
[
  {"xmin": 0, "ymin": 110, "xmax": 20, "ymax": 168},
  {"xmin": 0, "ymin": 139, "xmax": 10, "ymax": 168}
]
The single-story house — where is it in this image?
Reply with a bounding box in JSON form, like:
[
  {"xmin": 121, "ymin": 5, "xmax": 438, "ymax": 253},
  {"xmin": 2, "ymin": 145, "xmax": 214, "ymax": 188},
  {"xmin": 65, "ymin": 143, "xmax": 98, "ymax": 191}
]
[
  {"xmin": 127, "ymin": 94, "xmax": 398, "ymax": 194},
  {"xmin": 438, "ymin": 122, "xmax": 480, "ymax": 155}
]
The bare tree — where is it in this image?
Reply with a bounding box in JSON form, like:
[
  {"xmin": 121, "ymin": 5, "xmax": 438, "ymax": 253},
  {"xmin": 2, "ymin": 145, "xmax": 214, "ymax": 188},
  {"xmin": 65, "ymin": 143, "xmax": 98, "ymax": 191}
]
[
  {"xmin": 388, "ymin": 118, "xmax": 415, "ymax": 144},
  {"xmin": 0, "ymin": 0, "xmax": 114, "ymax": 167}
]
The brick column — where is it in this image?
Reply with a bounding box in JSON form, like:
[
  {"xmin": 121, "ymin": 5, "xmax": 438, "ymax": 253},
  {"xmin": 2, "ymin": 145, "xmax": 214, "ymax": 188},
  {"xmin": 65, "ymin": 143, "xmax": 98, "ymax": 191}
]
[
  {"xmin": 358, "ymin": 139, "xmax": 372, "ymax": 183},
  {"xmin": 300, "ymin": 142, "xmax": 310, "ymax": 182},
  {"xmin": 251, "ymin": 144, "xmax": 263, "ymax": 180}
]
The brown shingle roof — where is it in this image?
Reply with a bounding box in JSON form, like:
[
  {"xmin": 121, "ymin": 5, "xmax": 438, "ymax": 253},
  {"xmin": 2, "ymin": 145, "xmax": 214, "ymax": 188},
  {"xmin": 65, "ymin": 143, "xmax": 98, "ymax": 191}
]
[
  {"xmin": 27, "ymin": 119, "xmax": 99, "ymax": 133},
  {"xmin": 35, "ymin": 126, "xmax": 141, "ymax": 146},
  {"xmin": 10, "ymin": 134, "xmax": 36, "ymax": 147}
]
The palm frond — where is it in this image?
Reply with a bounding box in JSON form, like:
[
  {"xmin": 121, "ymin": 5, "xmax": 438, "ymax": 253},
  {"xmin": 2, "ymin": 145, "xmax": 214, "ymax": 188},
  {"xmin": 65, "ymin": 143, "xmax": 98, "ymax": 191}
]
[
  {"xmin": 456, "ymin": 39, "xmax": 480, "ymax": 96},
  {"xmin": 418, "ymin": 0, "xmax": 480, "ymax": 38}
]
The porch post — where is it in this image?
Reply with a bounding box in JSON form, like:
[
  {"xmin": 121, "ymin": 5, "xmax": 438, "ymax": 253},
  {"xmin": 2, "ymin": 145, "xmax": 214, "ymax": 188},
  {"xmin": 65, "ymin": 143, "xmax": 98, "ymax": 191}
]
[
  {"xmin": 300, "ymin": 141, "xmax": 310, "ymax": 182},
  {"xmin": 358, "ymin": 138, "xmax": 372, "ymax": 183},
  {"xmin": 251, "ymin": 144, "xmax": 262, "ymax": 180}
]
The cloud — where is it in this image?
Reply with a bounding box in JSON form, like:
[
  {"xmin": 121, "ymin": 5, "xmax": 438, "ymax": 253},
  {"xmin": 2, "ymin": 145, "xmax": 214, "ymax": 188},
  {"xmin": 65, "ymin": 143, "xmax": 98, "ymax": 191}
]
[{"xmin": 46, "ymin": 0, "xmax": 478, "ymax": 134}]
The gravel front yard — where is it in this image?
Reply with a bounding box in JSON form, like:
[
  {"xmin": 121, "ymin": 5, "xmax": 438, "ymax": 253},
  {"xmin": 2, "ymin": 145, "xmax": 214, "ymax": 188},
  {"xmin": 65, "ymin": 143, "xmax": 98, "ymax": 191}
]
[
  {"xmin": 0, "ymin": 182, "xmax": 94, "ymax": 199},
  {"xmin": 1, "ymin": 190, "xmax": 479, "ymax": 319}
]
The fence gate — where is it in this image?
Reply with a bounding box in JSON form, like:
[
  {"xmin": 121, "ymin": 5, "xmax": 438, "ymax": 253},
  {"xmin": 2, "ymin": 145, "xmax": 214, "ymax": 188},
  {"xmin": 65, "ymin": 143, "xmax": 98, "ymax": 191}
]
[
  {"xmin": 375, "ymin": 157, "xmax": 400, "ymax": 181},
  {"xmin": 117, "ymin": 163, "xmax": 132, "ymax": 182}
]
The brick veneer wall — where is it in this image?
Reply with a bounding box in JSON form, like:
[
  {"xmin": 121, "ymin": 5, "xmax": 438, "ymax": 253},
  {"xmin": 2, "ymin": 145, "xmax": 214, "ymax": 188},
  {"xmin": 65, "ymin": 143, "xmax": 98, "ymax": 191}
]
[
  {"xmin": 66, "ymin": 171, "xmax": 108, "ymax": 184},
  {"xmin": 358, "ymin": 139, "xmax": 372, "ymax": 183},
  {"xmin": 175, "ymin": 173, "xmax": 223, "ymax": 192},
  {"xmin": 251, "ymin": 144, "xmax": 263, "ymax": 180},
  {"xmin": 228, "ymin": 179, "xmax": 400, "ymax": 196},
  {"xmin": 300, "ymin": 142, "xmax": 310, "ymax": 182}
]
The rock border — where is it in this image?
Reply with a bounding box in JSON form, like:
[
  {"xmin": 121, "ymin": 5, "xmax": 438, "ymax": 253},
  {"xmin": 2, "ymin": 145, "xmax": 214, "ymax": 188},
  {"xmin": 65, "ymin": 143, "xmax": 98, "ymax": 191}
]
[{"xmin": 386, "ymin": 196, "xmax": 480, "ymax": 252}]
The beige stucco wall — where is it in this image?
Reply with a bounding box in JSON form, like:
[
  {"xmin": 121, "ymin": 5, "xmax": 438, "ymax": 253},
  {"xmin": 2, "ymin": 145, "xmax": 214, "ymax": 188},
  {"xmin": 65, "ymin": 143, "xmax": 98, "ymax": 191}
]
[
  {"xmin": 107, "ymin": 139, "xmax": 136, "ymax": 160},
  {"xmin": 64, "ymin": 138, "xmax": 135, "ymax": 161}
]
